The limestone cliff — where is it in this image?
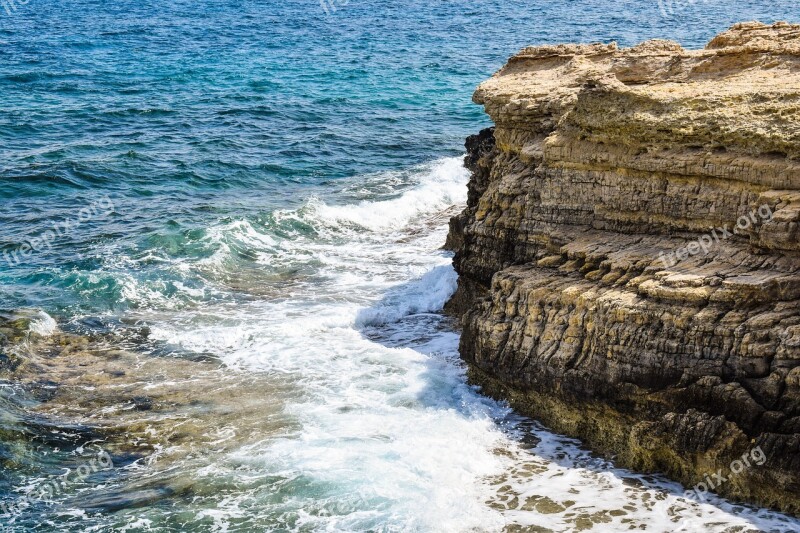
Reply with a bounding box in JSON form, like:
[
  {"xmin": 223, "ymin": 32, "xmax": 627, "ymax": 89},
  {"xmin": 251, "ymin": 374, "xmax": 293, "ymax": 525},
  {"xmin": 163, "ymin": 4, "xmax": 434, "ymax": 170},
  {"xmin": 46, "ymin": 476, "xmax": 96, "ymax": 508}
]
[{"xmin": 448, "ymin": 21, "xmax": 800, "ymax": 514}]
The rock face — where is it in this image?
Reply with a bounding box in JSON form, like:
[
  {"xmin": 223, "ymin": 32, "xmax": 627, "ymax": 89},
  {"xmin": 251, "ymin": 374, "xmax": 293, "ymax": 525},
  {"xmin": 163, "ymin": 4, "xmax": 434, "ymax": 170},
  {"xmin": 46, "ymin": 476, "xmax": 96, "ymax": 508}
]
[{"xmin": 448, "ymin": 21, "xmax": 800, "ymax": 514}]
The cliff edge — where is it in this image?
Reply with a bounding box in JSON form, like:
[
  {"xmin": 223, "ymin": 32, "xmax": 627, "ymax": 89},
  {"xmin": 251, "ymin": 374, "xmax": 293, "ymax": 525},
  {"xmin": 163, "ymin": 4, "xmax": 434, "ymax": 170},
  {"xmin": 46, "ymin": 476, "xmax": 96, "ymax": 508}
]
[{"xmin": 448, "ymin": 21, "xmax": 800, "ymax": 514}]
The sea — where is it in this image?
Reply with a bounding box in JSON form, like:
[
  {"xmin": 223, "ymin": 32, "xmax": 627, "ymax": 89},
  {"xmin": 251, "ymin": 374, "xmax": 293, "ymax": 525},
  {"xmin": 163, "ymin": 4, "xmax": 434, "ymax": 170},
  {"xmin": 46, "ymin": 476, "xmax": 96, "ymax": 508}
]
[{"xmin": 1, "ymin": 1, "xmax": 799, "ymax": 531}]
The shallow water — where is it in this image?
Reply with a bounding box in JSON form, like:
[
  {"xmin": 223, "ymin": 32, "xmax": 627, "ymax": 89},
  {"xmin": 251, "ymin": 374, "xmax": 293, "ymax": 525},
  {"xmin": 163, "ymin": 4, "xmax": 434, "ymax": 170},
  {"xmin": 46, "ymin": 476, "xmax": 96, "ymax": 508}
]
[{"xmin": 1, "ymin": 1, "xmax": 799, "ymax": 531}]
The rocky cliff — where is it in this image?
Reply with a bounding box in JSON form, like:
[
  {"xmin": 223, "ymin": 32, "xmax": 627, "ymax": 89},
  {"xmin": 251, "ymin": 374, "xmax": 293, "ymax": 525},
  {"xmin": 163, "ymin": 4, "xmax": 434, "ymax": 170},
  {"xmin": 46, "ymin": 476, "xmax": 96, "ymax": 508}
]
[{"xmin": 448, "ymin": 21, "xmax": 800, "ymax": 514}]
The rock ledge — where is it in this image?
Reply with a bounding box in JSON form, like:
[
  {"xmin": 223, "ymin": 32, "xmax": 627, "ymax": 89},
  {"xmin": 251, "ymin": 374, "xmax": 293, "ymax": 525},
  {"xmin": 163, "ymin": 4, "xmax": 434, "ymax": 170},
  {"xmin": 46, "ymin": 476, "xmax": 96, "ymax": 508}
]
[{"xmin": 448, "ymin": 21, "xmax": 800, "ymax": 514}]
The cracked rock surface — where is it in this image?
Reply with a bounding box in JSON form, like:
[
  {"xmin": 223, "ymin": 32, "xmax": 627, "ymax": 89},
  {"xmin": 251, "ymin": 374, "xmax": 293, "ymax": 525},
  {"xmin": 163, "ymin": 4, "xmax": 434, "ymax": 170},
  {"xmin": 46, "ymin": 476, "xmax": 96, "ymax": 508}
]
[{"xmin": 447, "ymin": 21, "xmax": 800, "ymax": 514}]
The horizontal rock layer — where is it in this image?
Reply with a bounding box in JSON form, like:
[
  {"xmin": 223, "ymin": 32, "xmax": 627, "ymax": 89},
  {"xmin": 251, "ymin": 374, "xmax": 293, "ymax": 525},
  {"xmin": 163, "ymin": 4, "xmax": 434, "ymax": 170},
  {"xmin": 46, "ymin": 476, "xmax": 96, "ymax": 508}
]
[{"xmin": 448, "ymin": 21, "xmax": 800, "ymax": 514}]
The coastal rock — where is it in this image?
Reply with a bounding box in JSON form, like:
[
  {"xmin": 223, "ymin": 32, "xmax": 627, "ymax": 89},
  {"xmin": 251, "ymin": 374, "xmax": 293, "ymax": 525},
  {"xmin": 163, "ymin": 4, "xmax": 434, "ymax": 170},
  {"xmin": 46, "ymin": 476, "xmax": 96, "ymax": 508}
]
[
  {"xmin": 0, "ymin": 314, "xmax": 293, "ymax": 499},
  {"xmin": 448, "ymin": 21, "xmax": 800, "ymax": 514}
]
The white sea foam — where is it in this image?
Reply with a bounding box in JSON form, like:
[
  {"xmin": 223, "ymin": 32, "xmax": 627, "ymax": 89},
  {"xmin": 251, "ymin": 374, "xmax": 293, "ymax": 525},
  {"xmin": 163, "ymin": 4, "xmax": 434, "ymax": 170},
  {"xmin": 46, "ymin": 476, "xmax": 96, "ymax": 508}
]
[
  {"xmin": 303, "ymin": 157, "xmax": 467, "ymax": 232},
  {"xmin": 132, "ymin": 157, "xmax": 800, "ymax": 532},
  {"xmin": 28, "ymin": 310, "xmax": 58, "ymax": 337}
]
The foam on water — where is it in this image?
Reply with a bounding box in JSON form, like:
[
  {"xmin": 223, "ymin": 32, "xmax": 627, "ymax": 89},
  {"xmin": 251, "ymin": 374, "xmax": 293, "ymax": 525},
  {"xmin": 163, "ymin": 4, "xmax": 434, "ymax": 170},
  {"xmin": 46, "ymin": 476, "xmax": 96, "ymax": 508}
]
[
  {"xmin": 28, "ymin": 310, "xmax": 58, "ymax": 337},
  {"xmin": 139, "ymin": 158, "xmax": 800, "ymax": 532},
  {"xmin": 305, "ymin": 158, "xmax": 468, "ymax": 232}
]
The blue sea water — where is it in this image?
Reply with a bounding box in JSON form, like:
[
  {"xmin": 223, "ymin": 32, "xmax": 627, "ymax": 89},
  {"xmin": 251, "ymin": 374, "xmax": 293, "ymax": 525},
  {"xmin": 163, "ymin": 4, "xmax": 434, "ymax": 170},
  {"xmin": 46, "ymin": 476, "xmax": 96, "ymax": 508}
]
[
  {"xmin": 0, "ymin": 0, "xmax": 797, "ymax": 311},
  {"xmin": 1, "ymin": 1, "xmax": 799, "ymax": 531}
]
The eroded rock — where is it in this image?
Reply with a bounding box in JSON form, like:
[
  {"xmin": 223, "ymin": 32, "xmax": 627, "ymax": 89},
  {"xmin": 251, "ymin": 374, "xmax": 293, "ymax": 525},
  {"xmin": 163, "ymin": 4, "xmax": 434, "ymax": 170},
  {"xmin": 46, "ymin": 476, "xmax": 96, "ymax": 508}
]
[{"xmin": 449, "ymin": 21, "xmax": 800, "ymax": 514}]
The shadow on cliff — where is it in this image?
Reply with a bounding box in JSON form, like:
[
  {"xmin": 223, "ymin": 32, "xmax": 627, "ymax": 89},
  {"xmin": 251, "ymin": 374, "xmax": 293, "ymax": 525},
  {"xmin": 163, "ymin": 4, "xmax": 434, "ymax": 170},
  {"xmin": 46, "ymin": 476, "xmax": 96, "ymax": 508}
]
[{"xmin": 353, "ymin": 263, "xmax": 503, "ymax": 416}]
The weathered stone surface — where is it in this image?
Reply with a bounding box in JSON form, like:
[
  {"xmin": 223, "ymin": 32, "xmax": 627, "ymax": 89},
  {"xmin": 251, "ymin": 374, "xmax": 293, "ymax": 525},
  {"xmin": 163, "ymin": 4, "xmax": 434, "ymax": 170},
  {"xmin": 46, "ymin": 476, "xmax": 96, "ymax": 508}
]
[{"xmin": 449, "ymin": 21, "xmax": 800, "ymax": 515}]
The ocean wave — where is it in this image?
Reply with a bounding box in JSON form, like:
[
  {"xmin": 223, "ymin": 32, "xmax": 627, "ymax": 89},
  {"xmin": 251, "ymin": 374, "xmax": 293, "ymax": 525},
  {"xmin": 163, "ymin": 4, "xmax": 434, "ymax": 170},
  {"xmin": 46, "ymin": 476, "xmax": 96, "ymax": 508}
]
[
  {"xmin": 296, "ymin": 157, "xmax": 467, "ymax": 233},
  {"xmin": 27, "ymin": 310, "xmax": 58, "ymax": 337},
  {"xmin": 186, "ymin": 156, "xmax": 466, "ymax": 274},
  {"xmin": 355, "ymin": 265, "xmax": 457, "ymax": 327}
]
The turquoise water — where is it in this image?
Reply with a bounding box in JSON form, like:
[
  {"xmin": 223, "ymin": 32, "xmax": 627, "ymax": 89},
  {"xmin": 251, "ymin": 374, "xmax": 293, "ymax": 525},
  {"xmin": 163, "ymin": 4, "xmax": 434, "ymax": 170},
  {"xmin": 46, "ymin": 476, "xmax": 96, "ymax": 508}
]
[
  {"xmin": 1, "ymin": 1, "xmax": 799, "ymax": 531},
  {"xmin": 0, "ymin": 0, "xmax": 796, "ymax": 311}
]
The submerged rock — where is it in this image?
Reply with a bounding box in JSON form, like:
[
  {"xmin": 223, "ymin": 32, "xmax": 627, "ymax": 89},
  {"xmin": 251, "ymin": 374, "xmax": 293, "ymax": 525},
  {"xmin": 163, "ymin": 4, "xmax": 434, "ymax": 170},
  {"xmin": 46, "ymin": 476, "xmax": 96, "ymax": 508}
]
[
  {"xmin": 448, "ymin": 21, "xmax": 800, "ymax": 515},
  {"xmin": 0, "ymin": 312, "xmax": 296, "ymax": 520}
]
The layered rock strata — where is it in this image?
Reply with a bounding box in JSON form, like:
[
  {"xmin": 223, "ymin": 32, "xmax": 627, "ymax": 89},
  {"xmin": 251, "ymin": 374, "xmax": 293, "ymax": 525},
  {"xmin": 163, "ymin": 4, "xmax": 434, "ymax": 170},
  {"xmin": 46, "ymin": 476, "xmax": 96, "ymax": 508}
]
[{"xmin": 448, "ymin": 22, "xmax": 800, "ymax": 514}]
